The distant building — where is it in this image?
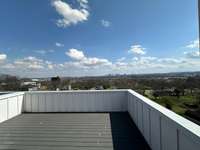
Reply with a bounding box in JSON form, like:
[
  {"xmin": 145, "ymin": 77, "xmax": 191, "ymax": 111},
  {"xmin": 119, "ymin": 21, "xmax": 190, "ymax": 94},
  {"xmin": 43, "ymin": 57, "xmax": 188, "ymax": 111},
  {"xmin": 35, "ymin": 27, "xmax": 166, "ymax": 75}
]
[
  {"xmin": 31, "ymin": 79, "xmax": 39, "ymax": 82},
  {"xmin": 21, "ymin": 82, "xmax": 37, "ymax": 86},
  {"xmin": 90, "ymin": 86, "xmax": 104, "ymax": 90},
  {"xmin": 0, "ymin": 82, "xmax": 7, "ymax": 86},
  {"xmin": 95, "ymin": 86, "xmax": 104, "ymax": 90},
  {"xmin": 68, "ymin": 84, "xmax": 71, "ymax": 90},
  {"xmin": 21, "ymin": 81, "xmax": 41, "ymax": 91},
  {"xmin": 61, "ymin": 84, "xmax": 72, "ymax": 90},
  {"xmin": 28, "ymin": 87, "xmax": 38, "ymax": 91}
]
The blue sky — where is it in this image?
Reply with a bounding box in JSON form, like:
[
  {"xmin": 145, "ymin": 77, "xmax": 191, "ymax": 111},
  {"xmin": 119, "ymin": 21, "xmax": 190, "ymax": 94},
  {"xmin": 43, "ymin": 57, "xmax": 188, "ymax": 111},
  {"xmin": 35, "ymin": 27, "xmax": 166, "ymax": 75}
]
[{"xmin": 0, "ymin": 0, "xmax": 199, "ymax": 77}]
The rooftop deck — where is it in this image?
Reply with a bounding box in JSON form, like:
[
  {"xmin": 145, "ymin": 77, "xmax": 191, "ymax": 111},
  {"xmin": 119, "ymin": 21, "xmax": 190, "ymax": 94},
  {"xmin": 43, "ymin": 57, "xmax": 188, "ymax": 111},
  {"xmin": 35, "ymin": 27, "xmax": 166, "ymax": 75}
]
[
  {"xmin": 0, "ymin": 112, "xmax": 150, "ymax": 150},
  {"xmin": 0, "ymin": 90, "xmax": 200, "ymax": 150}
]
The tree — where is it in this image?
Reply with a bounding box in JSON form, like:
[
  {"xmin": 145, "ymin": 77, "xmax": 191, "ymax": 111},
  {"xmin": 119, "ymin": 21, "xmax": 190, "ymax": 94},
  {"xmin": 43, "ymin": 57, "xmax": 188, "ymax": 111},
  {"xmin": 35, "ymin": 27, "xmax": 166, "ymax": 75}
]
[
  {"xmin": 173, "ymin": 79, "xmax": 185, "ymax": 96},
  {"xmin": 195, "ymin": 92, "xmax": 200, "ymax": 106},
  {"xmin": 173, "ymin": 88, "xmax": 180, "ymax": 98},
  {"xmin": 51, "ymin": 76, "xmax": 61, "ymax": 90},
  {"xmin": 3, "ymin": 75, "xmax": 20, "ymax": 91},
  {"xmin": 185, "ymin": 77, "xmax": 197, "ymax": 95},
  {"xmin": 152, "ymin": 91, "xmax": 159, "ymax": 99}
]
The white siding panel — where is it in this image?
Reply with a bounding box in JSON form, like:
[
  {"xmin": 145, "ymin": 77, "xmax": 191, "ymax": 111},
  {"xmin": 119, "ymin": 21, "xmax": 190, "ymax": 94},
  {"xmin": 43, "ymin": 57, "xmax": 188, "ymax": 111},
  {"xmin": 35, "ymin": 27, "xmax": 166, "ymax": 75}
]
[
  {"xmin": 38, "ymin": 94, "xmax": 46, "ymax": 112},
  {"xmin": 150, "ymin": 110, "xmax": 161, "ymax": 150},
  {"xmin": 137, "ymin": 101, "xmax": 143, "ymax": 133},
  {"xmin": 0, "ymin": 93, "xmax": 24, "ymax": 123},
  {"xmin": 143, "ymin": 105, "xmax": 150, "ymax": 145},
  {"xmin": 98, "ymin": 93, "xmax": 102, "ymax": 111},
  {"xmin": 25, "ymin": 93, "xmax": 31, "ymax": 112},
  {"xmin": 31, "ymin": 94, "xmax": 38, "ymax": 112},
  {"xmin": 129, "ymin": 95, "xmax": 135, "ymax": 122},
  {"xmin": 0, "ymin": 99, "xmax": 7, "ymax": 123},
  {"xmin": 46, "ymin": 94, "xmax": 53, "ymax": 112},
  {"xmin": 24, "ymin": 91, "xmax": 127, "ymax": 112},
  {"xmin": 67, "ymin": 93, "xmax": 73, "ymax": 112},
  {"xmin": 179, "ymin": 132, "xmax": 199, "ymax": 150},
  {"xmin": 8, "ymin": 97, "xmax": 18, "ymax": 119},
  {"xmin": 83, "ymin": 93, "xmax": 90, "ymax": 112},
  {"xmin": 131, "ymin": 96, "xmax": 136, "ymax": 122},
  {"xmin": 134, "ymin": 98, "xmax": 138, "ymax": 125},
  {"xmin": 17, "ymin": 95, "xmax": 23, "ymax": 113},
  {"xmin": 161, "ymin": 118, "xmax": 177, "ymax": 150},
  {"xmin": 60, "ymin": 93, "xmax": 66, "ymax": 112},
  {"xmin": 53, "ymin": 93, "xmax": 60, "ymax": 112}
]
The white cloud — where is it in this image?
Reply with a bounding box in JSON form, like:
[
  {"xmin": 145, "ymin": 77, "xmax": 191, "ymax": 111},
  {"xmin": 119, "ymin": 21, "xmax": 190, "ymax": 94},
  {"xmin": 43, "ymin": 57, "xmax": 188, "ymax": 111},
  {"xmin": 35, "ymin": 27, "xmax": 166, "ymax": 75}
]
[
  {"xmin": 77, "ymin": 0, "xmax": 88, "ymax": 9},
  {"xmin": 0, "ymin": 56, "xmax": 61, "ymax": 77},
  {"xmin": 101, "ymin": 20, "xmax": 111, "ymax": 27},
  {"xmin": 35, "ymin": 50, "xmax": 47, "ymax": 55},
  {"xmin": 141, "ymin": 56, "xmax": 157, "ymax": 61},
  {"xmin": 48, "ymin": 49, "xmax": 55, "ymax": 53},
  {"xmin": 132, "ymin": 57, "xmax": 138, "ymax": 61},
  {"xmin": 157, "ymin": 58, "xmax": 181, "ymax": 63},
  {"xmin": 35, "ymin": 49, "xmax": 54, "ymax": 55},
  {"xmin": 2, "ymin": 54, "xmax": 200, "ymax": 77},
  {"xmin": 0, "ymin": 53, "xmax": 7, "ymax": 61},
  {"xmin": 66, "ymin": 48, "xmax": 111, "ymax": 68},
  {"xmin": 55, "ymin": 42, "xmax": 64, "ymax": 47},
  {"xmin": 128, "ymin": 45, "xmax": 146, "ymax": 55},
  {"xmin": 113, "ymin": 62, "xmax": 129, "ymax": 70},
  {"xmin": 45, "ymin": 61, "xmax": 54, "ymax": 69},
  {"xmin": 1, "ymin": 63, "xmax": 15, "ymax": 69},
  {"xmin": 62, "ymin": 61, "xmax": 85, "ymax": 69},
  {"xmin": 2, "ymin": 40, "xmax": 200, "ymax": 77},
  {"xmin": 111, "ymin": 56, "xmax": 196, "ymax": 74},
  {"xmin": 14, "ymin": 56, "xmax": 45, "ymax": 70},
  {"xmin": 186, "ymin": 39, "xmax": 199, "ymax": 49},
  {"xmin": 184, "ymin": 51, "xmax": 200, "ymax": 58},
  {"xmin": 66, "ymin": 48, "xmax": 85, "ymax": 60},
  {"xmin": 52, "ymin": 0, "xmax": 89, "ymax": 28},
  {"xmin": 81, "ymin": 57, "xmax": 111, "ymax": 67},
  {"xmin": 117, "ymin": 57, "xmax": 126, "ymax": 62}
]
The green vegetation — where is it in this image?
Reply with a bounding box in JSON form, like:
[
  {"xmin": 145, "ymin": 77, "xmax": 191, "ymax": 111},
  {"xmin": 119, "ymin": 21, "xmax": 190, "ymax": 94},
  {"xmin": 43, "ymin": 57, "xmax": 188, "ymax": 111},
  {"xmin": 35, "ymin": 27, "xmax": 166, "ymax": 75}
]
[{"xmin": 148, "ymin": 95, "xmax": 197, "ymax": 115}]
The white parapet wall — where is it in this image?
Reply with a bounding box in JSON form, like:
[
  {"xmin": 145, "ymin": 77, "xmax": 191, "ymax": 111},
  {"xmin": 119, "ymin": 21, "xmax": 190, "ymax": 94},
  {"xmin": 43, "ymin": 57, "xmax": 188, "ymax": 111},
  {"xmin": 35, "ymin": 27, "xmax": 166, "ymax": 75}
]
[
  {"xmin": 0, "ymin": 92, "xmax": 24, "ymax": 123},
  {"xmin": 127, "ymin": 89, "xmax": 200, "ymax": 150},
  {"xmin": 23, "ymin": 90, "xmax": 128, "ymax": 112},
  {"xmin": 0, "ymin": 89, "xmax": 200, "ymax": 150}
]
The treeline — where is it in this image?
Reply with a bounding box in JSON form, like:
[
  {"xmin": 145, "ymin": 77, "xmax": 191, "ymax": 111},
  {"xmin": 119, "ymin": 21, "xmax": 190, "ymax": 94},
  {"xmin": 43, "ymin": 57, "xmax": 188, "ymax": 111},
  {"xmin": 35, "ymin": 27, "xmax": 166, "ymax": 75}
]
[
  {"xmin": 0, "ymin": 75, "xmax": 21, "ymax": 91},
  {"xmin": 69, "ymin": 76, "xmax": 200, "ymax": 92},
  {"xmin": 136, "ymin": 76, "xmax": 200, "ymax": 96},
  {"xmin": 1, "ymin": 75, "xmax": 200, "ymax": 94}
]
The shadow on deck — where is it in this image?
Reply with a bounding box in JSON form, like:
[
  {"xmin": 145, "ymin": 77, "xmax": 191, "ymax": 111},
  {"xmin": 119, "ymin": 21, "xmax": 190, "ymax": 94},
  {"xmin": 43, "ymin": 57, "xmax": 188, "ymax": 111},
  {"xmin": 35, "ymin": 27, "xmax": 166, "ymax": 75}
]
[{"xmin": 110, "ymin": 112, "xmax": 150, "ymax": 150}]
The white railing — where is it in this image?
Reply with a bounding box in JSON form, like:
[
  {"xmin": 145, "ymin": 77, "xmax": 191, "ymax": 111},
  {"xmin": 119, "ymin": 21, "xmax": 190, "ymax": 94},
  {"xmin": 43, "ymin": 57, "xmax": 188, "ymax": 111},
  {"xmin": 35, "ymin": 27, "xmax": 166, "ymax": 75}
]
[
  {"xmin": 0, "ymin": 92, "xmax": 24, "ymax": 123},
  {"xmin": 23, "ymin": 90, "xmax": 127, "ymax": 112},
  {"xmin": 128, "ymin": 89, "xmax": 200, "ymax": 150},
  {"xmin": 0, "ymin": 89, "xmax": 200, "ymax": 150}
]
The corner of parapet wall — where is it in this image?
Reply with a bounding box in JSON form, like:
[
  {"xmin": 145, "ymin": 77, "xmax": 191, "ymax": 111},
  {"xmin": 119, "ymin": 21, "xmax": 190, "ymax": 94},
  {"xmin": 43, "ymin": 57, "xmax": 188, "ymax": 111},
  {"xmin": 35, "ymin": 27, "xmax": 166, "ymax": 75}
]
[
  {"xmin": 127, "ymin": 89, "xmax": 200, "ymax": 150},
  {"xmin": 0, "ymin": 92, "xmax": 25, "ymax": 123}
]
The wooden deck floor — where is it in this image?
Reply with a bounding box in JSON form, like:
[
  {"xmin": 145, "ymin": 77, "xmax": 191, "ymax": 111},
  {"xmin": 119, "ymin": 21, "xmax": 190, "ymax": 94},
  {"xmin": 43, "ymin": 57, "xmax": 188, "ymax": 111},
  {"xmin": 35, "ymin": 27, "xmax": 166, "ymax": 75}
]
[{"xmin": 0, "ymin": 113, "xmax": 150, "ymax": 150}]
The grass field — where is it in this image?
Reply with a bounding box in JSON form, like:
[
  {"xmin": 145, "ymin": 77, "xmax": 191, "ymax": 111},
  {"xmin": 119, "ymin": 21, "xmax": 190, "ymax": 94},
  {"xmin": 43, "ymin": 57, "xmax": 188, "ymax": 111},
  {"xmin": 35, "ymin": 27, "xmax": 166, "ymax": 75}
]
[{"xmin": 144, "ymin": 90, "xmax": 199, "ymax": 115}]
